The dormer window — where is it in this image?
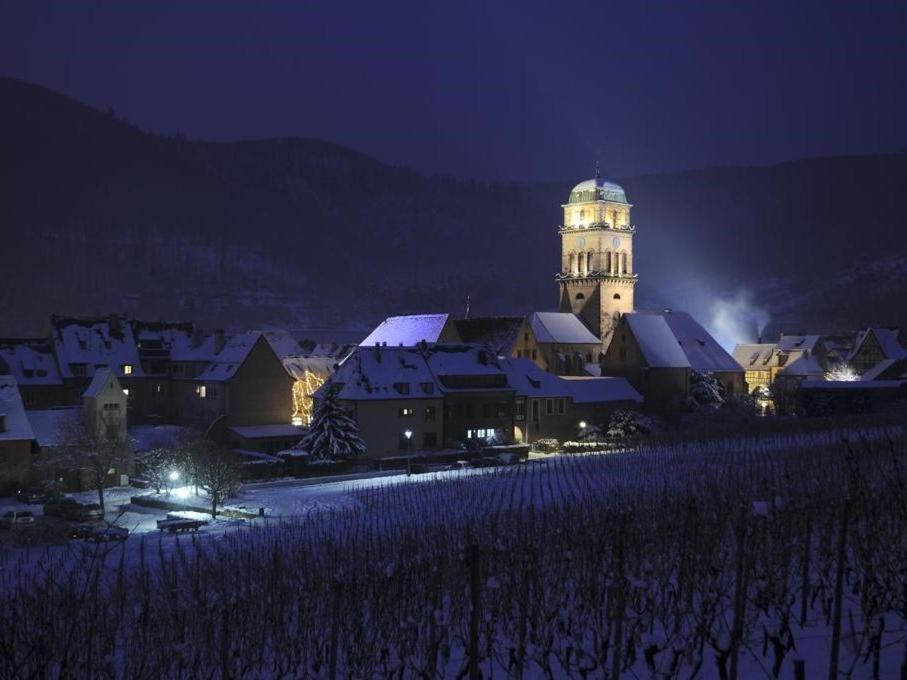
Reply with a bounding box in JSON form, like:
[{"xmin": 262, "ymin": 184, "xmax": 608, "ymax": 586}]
[
  {"xmin": 420, "ymin": 382, "xmax": 434, "ymax": 394},
  {"xmin": 393, "ymin": 382, "xmax": 410, "ymax": 395},
  {"xmin": 122, "ymin": 364, "xmax": 133, "ymax": 375}
]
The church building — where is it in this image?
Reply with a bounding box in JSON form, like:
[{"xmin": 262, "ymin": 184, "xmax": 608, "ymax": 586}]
[{"xmin": 557, "ymin": 169, "xmax": 637, "ymax": 350}]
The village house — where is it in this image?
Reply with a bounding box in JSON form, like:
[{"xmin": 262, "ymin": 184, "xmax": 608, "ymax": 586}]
[
  {"xmin": 192, "ymin": 332, "xmax": 302, "ymax": 453},
  {"xmin": 360, "ymin": 313, "xmax": 461, "ymax": 347},
  {"xmin": 526, "ymin": 312, "xmax": 602, "ymax": 376},
  {"xmin": 0, "ymin": 377, "xmax": 36, "ymax": 493},
  {"xmin": 660, "ymin": 310, "xmax": 745, "ymax": 396},
  {"xmin": 27, "ymin": 368, "xmax": 133, "ymax": 490},
  {"xmin": 503, "ymin": 358, "xmax": 642, "ymax": 443},
  {"xmin": 0, "ymin": 338, "xmax": 65, "ymax": 409},
  {"xmin": 600, "ymin": 312, "xmax": 691, "ymax": 405},
  {"xmin": 847, "ymin": 327, "xmax": 906, "ymax": 374}
]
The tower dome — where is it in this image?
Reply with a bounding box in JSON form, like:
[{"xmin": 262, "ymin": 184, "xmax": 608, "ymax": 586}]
[{"xmin": 567, "ymin": 177, "xmax": 627, "ymax": 204}]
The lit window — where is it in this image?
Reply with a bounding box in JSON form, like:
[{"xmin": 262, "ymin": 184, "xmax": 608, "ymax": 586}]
[
  {"xmin": 291, "ymin": 415, "xmax": 303, "ymax": 426},
  {"xmin": 122, "ymin": 388, "xmax": 129, "ymax": 396},
  {"xmin": 122, "ymin": 364, "xmax": 133, "ymax": 375},
  {"xmin": 196, "ymin": 385, "xmax": 207, "ymax": 399},
  {"xmin": 398, "ymin": 407, "xmax": 414, "ymax": 417}
]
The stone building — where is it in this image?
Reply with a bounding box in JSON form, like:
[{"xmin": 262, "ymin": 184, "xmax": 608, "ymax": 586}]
[
  {"xmin": 0, "ymin": 377, "xmax": 36, "ymax": 493},
  {"xmin": 557, "ymin": 171, "xmax": 637, "ymax": 350}
]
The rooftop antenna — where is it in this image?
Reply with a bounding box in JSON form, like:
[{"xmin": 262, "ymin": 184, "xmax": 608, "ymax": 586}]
[
  {"xmin": 464, "ymin": 294, "xmax": 471, "ymax": 319},
  {"xmin": 594, "ymin": 158, "xmax": 601, "ymax": 179}
]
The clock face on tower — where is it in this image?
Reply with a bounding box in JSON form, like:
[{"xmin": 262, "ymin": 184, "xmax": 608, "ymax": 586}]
[
  {"xmin": 577, "ymin": 237, "xmax": 586, "ymax": 248},
  {"xmin": 612, "ymin": 236, "xmax": 621, "ymax": 249}
]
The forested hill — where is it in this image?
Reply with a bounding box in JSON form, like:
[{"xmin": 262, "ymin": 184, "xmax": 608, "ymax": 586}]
[{"xmin": 1, "ymin": 76, "xmax": 905, "ymax": 337}]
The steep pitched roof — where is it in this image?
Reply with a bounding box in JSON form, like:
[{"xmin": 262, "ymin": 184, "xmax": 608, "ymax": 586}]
[
  {"xmin": 529, "ymin": 312, "xmax": 600, "ymax": 345},
  {"xmin": 780, "ymin": 354, "xmax": 825, "ymax": 377},
  {"xmin": 360, "ymin": 314, "xmax": 458, "ymax": 347},
  {"xmin": 624, "ymin": 313, "xmax": 690, "ymax": 368},
  {"xmin": 850, "ymin": 327, "xmax": 907, "ymax": 361},
  {"xmin": 198, "ymin": 332, "xmax": 269, "ymax": 382},
  {"xmin": 132, "ymin": 321, "xmax": 221, "ymax": 363},
  {"xmin": 0, "ymin": 376, "xmax": 36, "ymax": 442},
  {"xmin": 453, "ymin": 316, "xmax": 525, "ymax": 356},
  {"xmin": 51, "ymin": 315, "xmax": 143, "ymax": 379},
  {"xmin": 662, "ymin": 311, "xmax": 742, "ymax": 372},
  {"xmin": 777, "ymin": 335, "xmax": 821, "ymax": 353},
  {"xmin": 0, "ymin": 338, "xmax": 62, "ymax": 386},
  {"xmin": 502, "ymin": 358, "xmax": 642, "ymax": 403},
  {"xmin": 733, "ymin": 343, "xmax": 778, "ymax": 369},
  {"xmin": 324, "ymin": 346, "xmax": 438, "ymax": 401},
  {"xmin": 83, "ymin": 367, "xmax": 116, "ymax": 398}
]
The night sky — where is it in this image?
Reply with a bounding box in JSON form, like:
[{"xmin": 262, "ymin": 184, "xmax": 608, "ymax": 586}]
[{"xmin": 1, "ymin": 0, "xmax": 906, "ymax": 181}]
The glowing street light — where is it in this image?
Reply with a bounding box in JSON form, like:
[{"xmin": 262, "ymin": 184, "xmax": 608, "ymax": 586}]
[
  {"xmin": 579, "ymin": 421, "xmax": 587, "ymax": 429},
  {"xmin": 404, "ymin": 430, "xmax": 413, "ymax": 476},
  {"xmin": 168, "ymin": 470, "xmax": 180, "ymax": 482}
]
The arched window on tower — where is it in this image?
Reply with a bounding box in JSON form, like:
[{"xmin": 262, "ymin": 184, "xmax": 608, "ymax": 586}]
[
  {"xmin": 621, "ymin": 252, "xmax": 628, "ymax": 275},
  {"xmin": 611, "ymin": 209, "xmax": 618, "ymax": 227},
  {"xmin": 613, "ymin": 293, "xmax": 621, "ymax": 300},
  {"xmin": 579, "ymin": 209, "xmax": 585, "ymax": 223},
  {"xmin": 588, "ymin": 250, "xmax": 595, "ymax": 272},
  {"xmin": 575, "ymin": 292, "xmax": 585, "ymax": 300},
  {"xmin": 578, "ymin": 252, "xmax": 587, "ymax": 275},
  {"xmin": 568, "ymin": 252, "xmax": 576, "ymax": 275},
  {"xmin": 604, "ymin": 251, "xmax": 612, "ymax": 273}
]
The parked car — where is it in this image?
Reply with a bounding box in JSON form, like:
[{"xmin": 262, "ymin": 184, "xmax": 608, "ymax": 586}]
[
  {"xmin": 16, "ymin": 487, "xmax": 52, "ymax": 504},
  {"xmin": 44, "ymin": 498, "xmax": 105, "ymax": 522},
  {"xmin": 69, "ymin": 523, "xmax": 97, "ymax": 540},
  {"xmin": 0, "ymin": 510, "xmax": 36, "ymax": 529},
  {"xmin": 89, "ymin": 525, "xmax": 128, "ymax": 542}
]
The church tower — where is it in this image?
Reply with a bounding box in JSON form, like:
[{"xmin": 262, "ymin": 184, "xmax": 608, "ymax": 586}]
[{"xmin": 557, "ymin": 170, "xmax": 637, "ymax": 349}]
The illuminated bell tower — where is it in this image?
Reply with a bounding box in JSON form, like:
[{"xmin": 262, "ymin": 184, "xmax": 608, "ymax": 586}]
[{"xmin": 557, "ymin": 166, "xmax": 637, "ymax": 349}]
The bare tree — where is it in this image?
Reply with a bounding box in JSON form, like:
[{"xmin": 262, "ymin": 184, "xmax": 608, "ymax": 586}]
[
  {"xmin": 39, "ymin": 412, "xmax": 132, "ymax": 511},
  {"xmin": 193, "ymin": 441, "xmax": 241, "ymax": 518}
]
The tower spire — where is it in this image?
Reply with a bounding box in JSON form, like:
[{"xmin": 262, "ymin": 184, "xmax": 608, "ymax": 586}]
[{"xmin": 594, "ymin": 159, "xmax": 601, "ymax": 179}]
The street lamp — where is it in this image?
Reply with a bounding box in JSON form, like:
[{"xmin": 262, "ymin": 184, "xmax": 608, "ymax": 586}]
[
  {"xmin": 404, "ymin": 430, "xmax": 413, "ymax": 475},
  {"xmin": 578, "ymin": 421, "xmax": 587, "ymax": 430},
  {"xmin": 168, "ymin": 470, "xmax": 180, "ymax": 482}
]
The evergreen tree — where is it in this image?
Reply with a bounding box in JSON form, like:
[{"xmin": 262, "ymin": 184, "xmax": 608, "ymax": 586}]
[
  {"xmin": 690, "ymin": 369, "xmax": 725, "ymax": 407},
  {"xmin": 300, "ymin": 390, "xmax": 367, "ymax": 462}
]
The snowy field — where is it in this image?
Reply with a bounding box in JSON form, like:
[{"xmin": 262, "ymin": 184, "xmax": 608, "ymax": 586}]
[{"xmin": 1, "ymin": 424, "xmax": 906, "ymax": 678}]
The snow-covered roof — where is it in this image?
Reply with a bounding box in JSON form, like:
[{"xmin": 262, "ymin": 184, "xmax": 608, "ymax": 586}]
[
  {"xmin": 502, "ymin": 358, "xmax": 641, "ymax": 403},
  {"xmin": 51, "ymin": 315, "xmax": 143, "ymax": 379},
  {"xmin": 198, "ymin": 332, "xmax": 267, "ymax": 382},
  {"xmin": 0, "ymin": 377, "xmax": 35, "ymax": 442},
  {"xmin": 560, "ymin": 376, "xmax": 644, "ymax": 403},
  {"xmin": 228, "ymin": 424, "xmax": 305, "ymax": 440},
  {"xmin": 263, "ymin": 330, "xmax": 307, "ymax": 359},
  {"xmin": 777, "ymin": 335, "xmax": 821, "ymax": 353},
  {"xmin": 567, "ymin": 177, "xmax": 628, "ymax": 204},
  {"xmin": 850, "ymin": 327, "xmax": 907, "ymax": 362},
  {"xmin": 282, "ymin": 355, "xmax": 336, "ymax": 381},
  {"xmin": 424, "ymin": 345, "xmax": 505, "ymax": 380},
  {"xmin": 624, "ymin": 314, "xmax": 690, "ymax": 368},
  {"xmin": 779, "ymin": 354, "xmax": 824, "ymax": 377},
  {"xmin": 529, "ymin": 312, "xmax": 600, "ymax": 345},
  {"xmin": 801, "ymin": 379, "xmax": 905, "ymax": 390},
  {"xmin": 130, "ymin": 424, "xmax": 192, "ymax": 453},
  {"xmin": 360, "ymin": 314, "xmax": 457, "ymax": 348},
  {"xmin": 27, "ymin": 407, "xmax": 80, "ymax": 447},
  {"xmin": 0, "ymin": 338, "xmax": 62, "ymax": 386},
  {"xmin": 662, "ymin": 311, "xmax": 742, "ymax": 372},
  {"xmin": 732, "ymin": 343, "xmax": 778, "ymax": 368},
  {"xmin": 859, "ymin": 358, "xmax": 900, "ymax": 381},
  {"xmin": 132, "ymin": 321, "xmax": 221, "ymax": 363},
  {"xmin": 326, "ymin": 346, "xmax": 440, "ymax": 401},
  {"xmin": 454, "ymin": 316, "xmax": 525, "ymax": 356},
  {"xmin": 83, "ymin": 367, "xmax": 116, "ymax": 398}
]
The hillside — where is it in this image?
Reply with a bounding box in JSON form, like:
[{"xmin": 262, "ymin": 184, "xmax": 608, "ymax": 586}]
[{"xmin": 1, "ymin": 76, "xmax": 905, "ymax": 339}]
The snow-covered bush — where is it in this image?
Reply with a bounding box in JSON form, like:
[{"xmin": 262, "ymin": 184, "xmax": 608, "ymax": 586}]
[
  {"xmin": 606, "ymin": 409, "xmax": 656, "ymax": 438},
  {"xmin": 532, "ymin": 438, "xmax": 560, "ymax": 454},
  {"xmin": 299, "ymin": 389, "xmax": 367, "ymax": 462},
  {"xmin": 577, "ymin": 422, "xmax": 605, "ymax": 442},
  {"xmin": 690, "ymin": 369, "xmax": 725, "ymax": 407},
  {"xmin": 824, "ymin": 363, "xmax": 859, "ymax": 382}
]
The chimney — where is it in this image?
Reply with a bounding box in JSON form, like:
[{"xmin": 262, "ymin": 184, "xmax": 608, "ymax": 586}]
[
  {"xmin": 0, "ymin": 413, "xmax": 6, "ymax": 433},
  {"xmin": 109, "ymin": 314, "xmax": 123, "ymax": 339},
  {"xmin": 214, "ymin": 329, "xmax": 226, "ymax": 354},
  {"xmin": 191, "ymin": 326, "xmax": 204, "ymax": 348}
]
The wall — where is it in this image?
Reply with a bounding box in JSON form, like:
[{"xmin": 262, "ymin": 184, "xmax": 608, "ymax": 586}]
[
  {"xmin": 227, "ymin": 339, "xmax": 294, "ymax": 426},
  {"xmin": 347, "ymin": 397, "xmax": 444, "ymax": 458},
  {"xmin": 443, "ymin": 391, "xmax": 514, "ymax": 448},
  {"xmin": 0, "ymin": 439, "xmax": 32, "ymax": 492},
  {"xmin": 601, "ymin": 324, "xmax": 690, "ymax": 405}
]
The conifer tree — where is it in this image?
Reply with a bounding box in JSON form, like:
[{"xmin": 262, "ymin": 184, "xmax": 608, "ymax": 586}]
[{"xmin": 300, "ymin": 390, "xmax": 367, "ymax": 462}]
